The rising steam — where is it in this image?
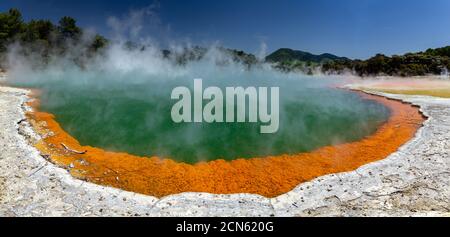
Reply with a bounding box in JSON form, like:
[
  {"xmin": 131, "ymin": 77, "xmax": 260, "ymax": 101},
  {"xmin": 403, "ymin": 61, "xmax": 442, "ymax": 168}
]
[{"xmin": 3, "ymin": 6, "xmax": 390, "ymax": 163}]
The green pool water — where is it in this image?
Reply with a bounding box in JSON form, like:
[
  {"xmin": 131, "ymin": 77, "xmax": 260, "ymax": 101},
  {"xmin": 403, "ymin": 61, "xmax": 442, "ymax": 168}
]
[{"xmin": 16, "ymin": 69, "xmax": 390, "ymax": 164}]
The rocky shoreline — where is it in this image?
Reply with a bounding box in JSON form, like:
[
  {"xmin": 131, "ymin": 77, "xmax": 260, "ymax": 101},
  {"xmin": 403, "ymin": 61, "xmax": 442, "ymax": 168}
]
[{"xmin": 0, "ymin": 84, "xmax": 449, "ymax": 217}]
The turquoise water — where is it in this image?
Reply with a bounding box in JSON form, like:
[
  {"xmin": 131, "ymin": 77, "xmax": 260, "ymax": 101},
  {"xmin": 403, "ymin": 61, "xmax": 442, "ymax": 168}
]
[{"xmin": 13, "ymin": 67, "xmax": 390, "ymax": 164}]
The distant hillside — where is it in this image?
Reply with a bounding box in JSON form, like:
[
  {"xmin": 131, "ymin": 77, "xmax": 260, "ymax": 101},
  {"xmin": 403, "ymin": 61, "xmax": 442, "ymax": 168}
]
[
  {"xmin": 265, "ymin": 46, "xmax": 450, "ymax": 77},
  {"xmin": 424, "ymin": 46, "xmax": 450, "ymax": 58},
  {"xmin": 322, "ymin": 46, "xmax": 450, "ymax": 77},
  {"xmin": 265, "ymin": 48, "xmax": 349, "ymax": 64}
]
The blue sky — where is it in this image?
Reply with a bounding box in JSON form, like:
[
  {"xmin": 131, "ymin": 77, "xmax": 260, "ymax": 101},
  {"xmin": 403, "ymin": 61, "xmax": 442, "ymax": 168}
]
[{"xmin": 1, "ymin": 0, "xmax": 450, "ymax": 59}]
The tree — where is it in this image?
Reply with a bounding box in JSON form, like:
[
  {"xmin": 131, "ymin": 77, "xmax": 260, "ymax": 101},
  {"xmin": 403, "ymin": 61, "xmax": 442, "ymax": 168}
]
[
  {"xmin": 0, "ymin": 8, "xmax": 25, "ymax": 51},
  {"xmin": 89, "ymin": 34, "xmax": 108, "ymax": 52},
  {"xmin": 58, "ymin": 16, "xmax": 81, "ymax": 41},
  {"xmin": 21, "ymin": 20, "xmax": 55, "ymax": 43}
]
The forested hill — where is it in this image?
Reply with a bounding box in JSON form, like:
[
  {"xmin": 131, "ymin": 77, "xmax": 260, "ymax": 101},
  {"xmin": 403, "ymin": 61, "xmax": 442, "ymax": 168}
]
[
  {"xmin": 266, "ymin": 48, "xmax": 348, "ymax": 64},
  {"xmin": 322, "ymin": 46, "xmax": 450, "ymax": 77},
  {"xmin": 266, "ymin": 46, "xmax": 450, "ymax": 77}
]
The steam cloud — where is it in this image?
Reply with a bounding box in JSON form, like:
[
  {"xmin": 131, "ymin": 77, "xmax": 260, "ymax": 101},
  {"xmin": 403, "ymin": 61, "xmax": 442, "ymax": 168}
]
[{"xmin": 3, "ymin": 6, "xmax": 390, "ymax": 163}]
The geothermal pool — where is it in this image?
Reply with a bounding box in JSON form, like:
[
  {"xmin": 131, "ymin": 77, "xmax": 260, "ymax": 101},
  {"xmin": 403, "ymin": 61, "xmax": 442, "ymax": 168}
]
[
  {"xmin": 7, "ymin": 46, "xmax": 424, "ymax": 197},
  {"xmin": 19, "ymin": 71, "xmax": 389, "ymax": 164}
]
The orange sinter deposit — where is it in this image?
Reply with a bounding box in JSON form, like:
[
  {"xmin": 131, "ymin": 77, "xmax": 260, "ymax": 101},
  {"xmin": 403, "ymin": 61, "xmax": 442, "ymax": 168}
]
[{"xmin": 26, "ymin": 91, "xmax": 425, "ymax": 198}]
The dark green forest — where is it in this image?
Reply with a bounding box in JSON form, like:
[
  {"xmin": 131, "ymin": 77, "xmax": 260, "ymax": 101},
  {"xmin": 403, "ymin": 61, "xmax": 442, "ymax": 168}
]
[
  {"xmin": 0, "ymin": 8, "xmax": 257, "ymax": 71},
  {"xmin": 0, "ymin": 8, "xmax": 107, "ymax": 70},
  {"xmin": 322, "ymin": 47, "xmax": 450, "ymax": 77},
  {"xmin": 265, "ymin": 46, "xmax": 450, "ymax": 77}
]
